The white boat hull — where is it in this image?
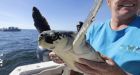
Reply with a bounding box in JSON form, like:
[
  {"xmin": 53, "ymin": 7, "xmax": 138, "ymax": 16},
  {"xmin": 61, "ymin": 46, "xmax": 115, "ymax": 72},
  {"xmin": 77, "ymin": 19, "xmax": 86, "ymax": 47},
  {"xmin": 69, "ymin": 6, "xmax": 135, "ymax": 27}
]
[{"xmin": 10, "ymin": 61, "xmax": 65, "ymax": 75}]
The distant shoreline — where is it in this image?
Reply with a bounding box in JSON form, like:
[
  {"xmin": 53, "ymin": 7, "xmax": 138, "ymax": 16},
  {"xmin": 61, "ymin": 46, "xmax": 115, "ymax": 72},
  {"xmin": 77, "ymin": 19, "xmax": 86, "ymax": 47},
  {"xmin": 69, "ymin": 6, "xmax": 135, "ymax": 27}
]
[{"xmin": 0, "ymin": 27, "xmax": 21, "ymax": 32}]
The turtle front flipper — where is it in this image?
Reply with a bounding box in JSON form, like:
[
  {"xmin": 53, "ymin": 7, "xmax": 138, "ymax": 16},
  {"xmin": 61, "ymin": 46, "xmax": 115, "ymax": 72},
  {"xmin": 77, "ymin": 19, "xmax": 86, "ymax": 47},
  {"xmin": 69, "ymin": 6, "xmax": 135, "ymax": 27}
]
[{"xmin": 32, "ymin": 7, "xmax": 51, "ymax": 33}]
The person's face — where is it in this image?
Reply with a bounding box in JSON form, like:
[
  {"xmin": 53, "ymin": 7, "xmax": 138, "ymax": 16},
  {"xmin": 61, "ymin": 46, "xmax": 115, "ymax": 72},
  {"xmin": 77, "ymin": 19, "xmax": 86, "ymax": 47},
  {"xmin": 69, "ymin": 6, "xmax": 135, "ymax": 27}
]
[{"xmin": 107, "ymin": 0, "xmax": 139, "ymax": 19}]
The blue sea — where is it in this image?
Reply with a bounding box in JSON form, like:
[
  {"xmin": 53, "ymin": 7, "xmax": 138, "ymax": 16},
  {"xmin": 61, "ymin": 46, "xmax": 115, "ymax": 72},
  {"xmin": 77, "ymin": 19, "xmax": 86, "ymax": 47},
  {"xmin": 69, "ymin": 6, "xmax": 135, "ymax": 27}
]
[{"xmin": 0, "ymin": 29, "xmax": 41, "ymax": 75}]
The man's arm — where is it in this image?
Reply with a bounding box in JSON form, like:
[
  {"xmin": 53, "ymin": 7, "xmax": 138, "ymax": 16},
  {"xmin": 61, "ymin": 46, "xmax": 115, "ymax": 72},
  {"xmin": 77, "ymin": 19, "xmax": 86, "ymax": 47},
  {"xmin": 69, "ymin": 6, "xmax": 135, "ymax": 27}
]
[{"xmin": 74, "ymin": 54, "xmax": 131, "ymax": 75}]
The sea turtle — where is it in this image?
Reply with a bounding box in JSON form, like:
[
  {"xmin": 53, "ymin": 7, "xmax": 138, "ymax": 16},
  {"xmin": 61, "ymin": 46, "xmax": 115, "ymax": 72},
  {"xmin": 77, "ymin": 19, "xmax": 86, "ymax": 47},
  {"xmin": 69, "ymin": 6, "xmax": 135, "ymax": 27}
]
[{"xmin": 32, "ymin": 0, "xmax": 103, "ymax": 74}]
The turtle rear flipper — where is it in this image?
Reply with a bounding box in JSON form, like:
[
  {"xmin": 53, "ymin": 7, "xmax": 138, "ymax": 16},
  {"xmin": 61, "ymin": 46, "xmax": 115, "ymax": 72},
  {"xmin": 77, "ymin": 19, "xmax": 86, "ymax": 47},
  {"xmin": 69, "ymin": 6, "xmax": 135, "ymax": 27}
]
[{"xmin": 32, "ymin": 7, "xmax": 51, "ymax": 33}]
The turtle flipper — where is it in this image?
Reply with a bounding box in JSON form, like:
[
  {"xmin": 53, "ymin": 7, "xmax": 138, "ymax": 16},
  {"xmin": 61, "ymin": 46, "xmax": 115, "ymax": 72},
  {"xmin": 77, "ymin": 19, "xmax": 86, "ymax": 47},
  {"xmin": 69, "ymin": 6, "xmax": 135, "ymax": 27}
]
[{"xmin": 32, "ymin": 7, "xmax": 51, "ymax": 33}]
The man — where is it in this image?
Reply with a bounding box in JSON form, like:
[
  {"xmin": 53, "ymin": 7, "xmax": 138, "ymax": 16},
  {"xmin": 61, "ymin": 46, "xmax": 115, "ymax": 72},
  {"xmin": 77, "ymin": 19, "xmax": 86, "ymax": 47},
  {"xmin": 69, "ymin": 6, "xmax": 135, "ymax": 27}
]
[{"xmin": 50, "ymin": 0, "xmax": 140, "ymax": 75}]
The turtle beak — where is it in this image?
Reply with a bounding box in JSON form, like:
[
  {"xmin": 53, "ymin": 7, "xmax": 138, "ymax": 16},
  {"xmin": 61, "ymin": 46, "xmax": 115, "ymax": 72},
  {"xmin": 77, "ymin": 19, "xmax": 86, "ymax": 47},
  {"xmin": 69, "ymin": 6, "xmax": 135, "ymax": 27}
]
[{"xmin": 32, "ymin": 6, "xmax": 51, "ymax": 33}]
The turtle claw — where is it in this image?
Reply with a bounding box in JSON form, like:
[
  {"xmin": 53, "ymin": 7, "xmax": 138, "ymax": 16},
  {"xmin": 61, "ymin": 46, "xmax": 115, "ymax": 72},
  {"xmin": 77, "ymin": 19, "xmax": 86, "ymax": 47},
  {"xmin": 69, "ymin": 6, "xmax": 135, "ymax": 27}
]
[{"xmin": 32, "ymin": 7, "xmax": 51, "ymax": 33}]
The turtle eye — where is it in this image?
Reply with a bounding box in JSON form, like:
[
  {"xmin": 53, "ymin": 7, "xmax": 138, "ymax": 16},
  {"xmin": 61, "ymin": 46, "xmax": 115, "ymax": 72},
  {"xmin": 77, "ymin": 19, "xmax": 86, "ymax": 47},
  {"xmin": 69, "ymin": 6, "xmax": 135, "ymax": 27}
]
[{"xmin": 40, "ymin": 33, "xmax": 44, "ymax": 37}]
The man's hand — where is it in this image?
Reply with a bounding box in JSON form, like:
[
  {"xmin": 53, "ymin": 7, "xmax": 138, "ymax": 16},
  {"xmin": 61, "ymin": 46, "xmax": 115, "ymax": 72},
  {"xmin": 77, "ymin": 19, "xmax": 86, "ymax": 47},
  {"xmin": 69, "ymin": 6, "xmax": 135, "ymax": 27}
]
[
  {"xmin": 49, "ymin": 52, "xmax": 64, "ymax": 64},
  {"xmin": 74, "ymin": 54, "xmax": 127, "ymax": 75}
]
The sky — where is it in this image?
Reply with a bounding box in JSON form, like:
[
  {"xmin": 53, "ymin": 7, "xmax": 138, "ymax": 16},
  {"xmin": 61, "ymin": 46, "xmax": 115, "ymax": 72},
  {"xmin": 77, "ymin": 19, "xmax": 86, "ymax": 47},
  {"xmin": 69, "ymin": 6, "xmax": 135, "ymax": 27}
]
[{"xmin": 0, "ymin": 0, "xmax": 110, "ymax": 30}]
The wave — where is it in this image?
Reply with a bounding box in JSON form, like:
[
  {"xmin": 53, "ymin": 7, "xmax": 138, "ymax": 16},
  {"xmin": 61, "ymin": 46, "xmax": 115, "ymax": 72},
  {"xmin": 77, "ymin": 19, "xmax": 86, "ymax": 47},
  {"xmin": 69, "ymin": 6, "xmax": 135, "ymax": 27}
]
[{"xmin": 0, "ymin": 49, "xmax": 40, "ymax": 75}]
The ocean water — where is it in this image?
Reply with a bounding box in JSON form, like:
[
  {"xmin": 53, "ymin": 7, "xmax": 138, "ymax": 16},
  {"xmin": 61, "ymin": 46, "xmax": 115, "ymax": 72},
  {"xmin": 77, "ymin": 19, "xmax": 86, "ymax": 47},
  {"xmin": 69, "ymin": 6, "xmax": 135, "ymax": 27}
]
[{"xmin": 0, "ymin": 29, "xmax": 41, "ymax": 75}]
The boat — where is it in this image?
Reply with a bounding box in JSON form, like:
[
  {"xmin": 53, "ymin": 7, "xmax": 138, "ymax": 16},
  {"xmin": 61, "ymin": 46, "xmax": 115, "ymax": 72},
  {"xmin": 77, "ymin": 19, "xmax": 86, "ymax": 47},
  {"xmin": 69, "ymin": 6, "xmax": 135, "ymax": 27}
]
[
  {"xmin": 0, "ymin": 27, "xmax": 21, "ymax": 32},
  {"xmin": 10, "ymin": 61, "xmax": 66, "ymax": 75}
]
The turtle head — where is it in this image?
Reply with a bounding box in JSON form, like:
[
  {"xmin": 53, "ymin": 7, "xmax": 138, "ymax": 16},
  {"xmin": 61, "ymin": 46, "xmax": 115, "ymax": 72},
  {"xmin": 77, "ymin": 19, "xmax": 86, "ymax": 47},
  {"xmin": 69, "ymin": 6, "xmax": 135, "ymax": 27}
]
[{"xmin": 38, "ymin": 30, "xmax": 74, "ymax": 50}]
